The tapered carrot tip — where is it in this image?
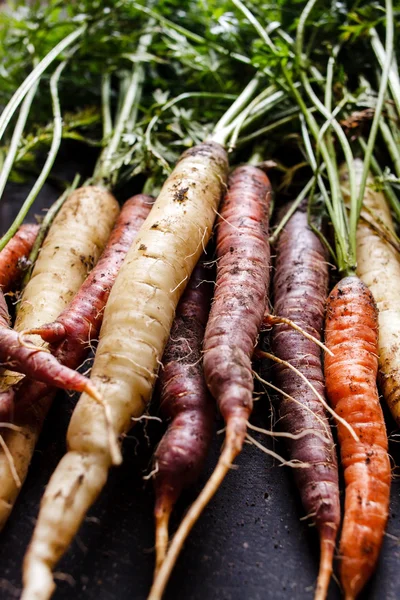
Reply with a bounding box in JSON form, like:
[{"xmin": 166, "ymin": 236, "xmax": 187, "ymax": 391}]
[
  {"xmin": 154, "ymin": 505, "xmax": 172, "ymax": 574},
  {"xmin": 314, "ymin": 525, "xmax": 337, "ymax": 600},
  {"xmin": 21, "ymin": 558, "xmax": 55, "ymax": 600},
  {"xmin": 20, "ymin": 322, "xmax": 66, "ymax": 344},
  {"xmin": 148, "ymin": 438, "xmax": 240, "ymax": 600}
]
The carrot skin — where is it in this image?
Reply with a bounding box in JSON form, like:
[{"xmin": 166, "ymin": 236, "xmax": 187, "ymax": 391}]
[
  {"xmin": 272, "ymin": 208, "xmax": 340, "ymax": 532},
  {"xmin": 31, "ymin": 194, "xmax": 153, "ymax": 345},
  {"xmin": 0, "ymin": 195, "xmax": 153, "ymax": 400},
  {"xmin": 154, "ymin": 259, "xmax": 214, "ymax": 514},
  {"xmin": 148, "ymin": 165, "xmax": 272, "ymax": 599},
  {"xmin": 0, "ymin": 277, "xmax": 92, "ymax": 396},
  {"xmin": 0, "ymin": 293, "xmax": 13, "ymax": 420},
  {"xmin": 324, "ymin": 276, "xmax": 391, "ymax": 599},
  {"xmin": 204, "ymin": 165, "xmax": 272, "ymax": 445},
  {"xmin": 22, "ymin": 141, "xmax": 229, "ymax": 600},
  {"xmin": 271, "ymin": 207, "xmax": 340, "ymax": 599},
  {"xmin": 0, "ymin": 224, "xmax": 39, "ymax": 293}
]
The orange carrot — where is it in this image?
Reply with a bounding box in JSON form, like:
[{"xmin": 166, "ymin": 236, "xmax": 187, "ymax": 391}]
[{"xmin": 324, "ymin": 276, "xmax": 391, "ymax": 600}]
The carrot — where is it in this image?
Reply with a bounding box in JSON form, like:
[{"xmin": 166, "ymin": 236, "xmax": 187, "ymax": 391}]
[
  {"xmin": 0, "ymin": 185, "xmax": 119, "ymax": 530},
  {"xmin": 341, "ymin": 159, "xmax": 400, "ymax": 426},
  {"xmin": 324, "ymin": 276, "xmax": 391, "ymax": 599},
  {"xmin": 0, "ymin": 313, "xmax": 103, "ymax": 398},
  {"xmin": 24, "ymin": 194, "xmax": 153, "ymax": 347},
  {"xmin": 21, "ymin": 140, "xmax": 228, "ymax": 600},
  {"xmin": 149, "ymin": 164, "xmax": 272, "ymax": 599},
  {"xmin": 0, "ymin": 193, "xmax": 153, "ymax": 468},
  {"xmin": 0, "ymin": 223, "xmax": 39, "ymax": 293},
  {"xmin": 271, "ymin": 205, "xmax": 340, "ymax": 600},
  {"xmin": 0, "ymin": 291, "xmax": 14, "ymax": 421},
  {"xmin": 153, "ymin": 257, "xmax": 214, "ymax": 572}
]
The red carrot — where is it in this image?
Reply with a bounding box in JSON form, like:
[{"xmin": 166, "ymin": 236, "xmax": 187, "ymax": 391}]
[
  {"xmin": 25, "ymin": 194, "xmax": 153, "ymax": 346},
  {"xmin": 0, "ymin": 256, "xmax": 100, "ymax": 401},
  {"xmin": 271, "ymin": 206, "xmax": 340, "ymax": 600},
  {"xmin": 149, "ymin": 165, "xmax": 272, "ymax": 599},
  {"xmin": 153, "ymin": 258, "xmax": 214, "ymax": 572},
  {"xmin": 0, "ymin": 224, "xmax": 39, "ymax": 293},
  {"xmin": 0, "ymin": 312, "xmax": 101, "ymax": 400},
  {"xmin": 324, "ymin": 276, "xmax": 391, "ymax": 599}
]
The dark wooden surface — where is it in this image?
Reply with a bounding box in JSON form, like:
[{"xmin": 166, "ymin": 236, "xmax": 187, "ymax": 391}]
[{"xmin": 0, "ymin": 155, "xmax": 399, "ymax": 600}]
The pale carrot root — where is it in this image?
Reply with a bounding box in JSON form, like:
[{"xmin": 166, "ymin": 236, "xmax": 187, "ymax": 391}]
[
  {"xmin": 314, "ymin": 524, "xmax": 337, "ymax": 600},
  {"xmin": 0, "ymin": 185, "xmax": 119, "ymax": 529},
  {"xmin": 149, "ymin": 436, "xmax": 238, "ymax": 600},
  {"xmin": 155, "ymin": 506, "xmax": 172, "ymax": 574},
  {"xmin": 22, "ymin": 450, "xmax": 109, "ymax": 600},
  {"xmin": 22, "ymin": 141, "xmax": 229, "ymax": 599}
]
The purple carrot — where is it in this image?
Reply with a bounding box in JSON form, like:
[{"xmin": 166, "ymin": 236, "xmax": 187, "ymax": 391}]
[
  {"xmin": 153, "ymin": 258, "xmax": 214, "ymax": 572},
  {"xmin": 149, "ymin": 165, "xmax": 272, "ymax": 599},
  {"xmin": 24, "ymin": 194, "xmax": 153, "ymax": 346},
  {"xmin": 271, "ymin": 205, "xmax": 340, "ymax": 600},
  {"xmin": 0, "ymin": 224, "xmax": 39, "ymax": 293}
]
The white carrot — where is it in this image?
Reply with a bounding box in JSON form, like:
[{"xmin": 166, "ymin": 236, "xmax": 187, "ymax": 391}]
[
  {"xmin": 0, "ymin": 186, "xmax": 119, "ymax": 530},
  {"xmin": 21, "ymin": 141, "xmax": 228, "ymax": 600}
]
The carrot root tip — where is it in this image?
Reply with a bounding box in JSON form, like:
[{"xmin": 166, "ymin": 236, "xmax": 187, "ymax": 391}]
[{"xmin": 154, "ymin": 509, "xmax": 171, "ymax": 575}]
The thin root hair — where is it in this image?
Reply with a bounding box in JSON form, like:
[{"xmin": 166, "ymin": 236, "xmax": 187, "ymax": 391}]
[
  {"xmin": 266, "ymin": 313, "xmax": 334, "ymax": 356},
  {"xmin": 246, "ymin": 421, "xmax": 331, "ymax": 444},
  {"xmin": 170, "ymin": 275, "xmax": 188, "ymax": 294},
  {"xmin": 131, "ymin": 414, "xmax": 162, "ymax": 423},
  {"xmin": 0, "ymin": 423, "xmax": 22, "ymax": 432},
  {"xmin": 252, "ymin": 370, "xmax": 329, "ymax": 436},
  {"xmin": 0, "ymin": 434, "xmax": 21, "ymax": 488},
  {"xmin": 213, "ymin": 209, "xmax": 241, "ymax": 232},
  {"xmin": 143, "ymin": 462, "xmax": 159, "ymax": 481},
  {"xmin": 245, "ymin": 434, "xmax": 311, "ymax": 468},
  {"xmin": 256, "ymin": 351, "xmax": 359, "ymax": 443}
]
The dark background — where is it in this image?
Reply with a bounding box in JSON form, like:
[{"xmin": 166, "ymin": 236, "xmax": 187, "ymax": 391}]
[{"xmin": 0, "ymin": 147, "xmax": 399, "ymax": 600}]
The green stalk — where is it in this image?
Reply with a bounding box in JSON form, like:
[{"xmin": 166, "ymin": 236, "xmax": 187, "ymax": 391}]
[
  {"xmin": 387, "ymin": 101, "xmax": 400, "ymax": 149},
  {"xmin": 131, "ymin": 2, "xmax": 251, "ymax": 66},
  {"xmin": 227, "ymin": 85, "xmax": 279, "ymax": 151},
  {"xmin": 359, "ymin": 137, "xmax": 400, "ymax": 222},
  {"xmin": 323, "ymin": 49, "xmax": 340, "ymax": 170},
  {"xmin": 0, "ymin": 61, "xmax": 67, "ymax": 251},
  {"xmin": 22, "ymin": 173, "xmax": 81, "ymax": 288},
  {"xmin": 101, "ymin": 73, "xmax": 113, "ymax": 140},
  {"xmin": 318, "ymin": 95, "xmax": 349, "ymax": 143},
  {"xmin": 239, "ymin": 88, "xmax": 288, "ymax": 129},
  {"xmin": 145, "ymin": 92, "xmax": 236, "ymax": 171},
  {"xmin": 357, "ymin": 0, "xmax": 394, "ymax": 226},
  {"xmin": 0, "ymin": 25, "xmax": 85, "ymax": 143},
  {"xmin": 237, "ymin": 109, "xmax": 299, "ymax": 146},
  {"xmin": 379, "ymin": 118, "xmax": 400, "ymax": 178},
  {"xmin": 269, "ymin": 172, "xmax": 323, "ymax": 245},
  {"xmin": 210, "ymin": 76, "xmax": 272, "ymax": 147},
  {"xmin": 231, "ymin": 0, "xmax": 277, "ymax": 53},
  {"xmin": 297, "ymin": 63, "xmax": 356, "ymax": 245},
  {"xmin": 370, "ymin": 27, "xmax": 400, "ymax": 119},
  {"xmin": 94, "ymin": 30, "xmax": 152, "ymax": 185},
  {"xmin": 295, "ymin": 0, "xmax": 318, "ymax": 65},
  {"xmin": 0, "ymin": 79, "xmax": 39, "ymax": 203},
  {"xmin": 286, "ymin": 71, "xmax": 350, "ymax": 272},
  {"xmin": 214, "ymin": 75, "xmax": 260, "ymax": 132}
]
